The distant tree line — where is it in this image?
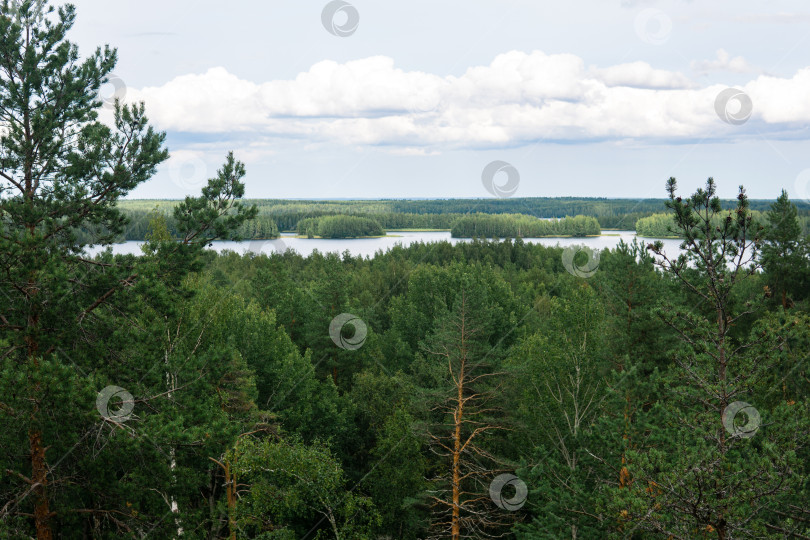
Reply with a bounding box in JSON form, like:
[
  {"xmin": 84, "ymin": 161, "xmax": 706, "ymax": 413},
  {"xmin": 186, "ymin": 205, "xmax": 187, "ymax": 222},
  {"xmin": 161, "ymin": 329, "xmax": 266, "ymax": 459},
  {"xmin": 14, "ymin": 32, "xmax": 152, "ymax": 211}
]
[
  {"xmin": 597, "ymin": 211, "xmax": 657, "ymax": 230},
  {"xmin": 451, "ymin": 213, "xmax": 601, "ymax": 238},
  {"xmin": 79, "ymin": 210, "xmax": 603, "ymax": 242},
  {"xmin": 73, "ymin": 210, "xmax": 280, "ymax": 243},
  {"xmin": 239, "ymin": 196, "xmax": 807, "ymax": 219},
  {"xmin": 272, "ymin": 211, "xmax": 461, "ymax": 232},
  {"xmin": 73, "ymin": 198, "xmax": 810, "ymax": 243}
]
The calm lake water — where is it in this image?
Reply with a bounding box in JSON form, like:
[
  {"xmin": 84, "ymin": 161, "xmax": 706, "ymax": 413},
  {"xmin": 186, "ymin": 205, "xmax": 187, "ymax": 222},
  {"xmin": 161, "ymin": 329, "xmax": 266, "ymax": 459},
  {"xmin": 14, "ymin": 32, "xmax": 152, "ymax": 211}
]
[{"xmin": 84, "ymin": 231, "xmax": 685, "ymax": 259}]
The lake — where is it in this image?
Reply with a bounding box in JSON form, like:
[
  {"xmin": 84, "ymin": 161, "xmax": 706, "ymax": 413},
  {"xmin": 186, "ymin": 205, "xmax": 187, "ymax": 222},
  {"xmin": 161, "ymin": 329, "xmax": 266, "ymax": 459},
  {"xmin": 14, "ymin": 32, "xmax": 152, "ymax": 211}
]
[{"xmin": 84, "ymin": 230, "xmax": 685, "ymax": 259}]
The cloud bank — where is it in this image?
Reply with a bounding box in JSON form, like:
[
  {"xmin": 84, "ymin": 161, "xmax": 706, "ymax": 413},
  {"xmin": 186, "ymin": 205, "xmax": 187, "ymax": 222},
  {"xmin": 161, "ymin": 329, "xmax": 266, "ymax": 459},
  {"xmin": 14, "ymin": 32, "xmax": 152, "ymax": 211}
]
[{"xmin": 125, "ymin": 50, "xmax": 810, "ymax": 151}]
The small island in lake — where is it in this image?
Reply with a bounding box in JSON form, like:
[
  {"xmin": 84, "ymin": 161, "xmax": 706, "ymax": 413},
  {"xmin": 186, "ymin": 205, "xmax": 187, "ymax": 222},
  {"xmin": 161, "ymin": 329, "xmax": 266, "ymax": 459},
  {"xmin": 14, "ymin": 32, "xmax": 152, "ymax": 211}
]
[
  {"xmin": 297, "ymin": 214, "xmax": 386, "ymax": 238},
  {"xmin": 450, "ymin": 213, "xmax": 601, "ymax": 238}
]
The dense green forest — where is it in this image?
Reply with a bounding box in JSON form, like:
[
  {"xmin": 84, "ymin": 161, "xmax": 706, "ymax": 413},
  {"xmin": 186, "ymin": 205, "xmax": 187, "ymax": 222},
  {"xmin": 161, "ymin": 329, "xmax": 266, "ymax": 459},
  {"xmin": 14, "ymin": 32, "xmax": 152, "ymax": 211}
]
[
  {"xmin": 450, "ymin": 213, "xmax": 601, "ymax": 238},
  {"xmin": 115, "ymin": 210, "xmax": 281, "ymax": 242},
  {"xmin": 111, "ymin": 205, "xmax": 810, "ymax": 242},
  {"xmin": 118, "ymin": 199, "xmax": 658, "ymax": 236},
  {"xmin": 113, "ymin": 196, "xmax": 810, "ymax": 240},
  {"xmin": 116, "ymin": 207, "xmax": 460, "ymax": 239},
  {"xmin": 232, "ymin": 197, "xmax": 810, "ymax": 220},
  {"xmin": 2, "ymin": 3, "xmax": 810, "ymax": 539},
  {"xmin": 261, "ymin": 210, "xmax": 460, "ymax": 233},
  {"xmin": 636, "ymin": 210, "xmax": 810, "ymax": 238},
  {"xmin": 297, "ymin": 215, "xmax": 385, "ymax": 238}
]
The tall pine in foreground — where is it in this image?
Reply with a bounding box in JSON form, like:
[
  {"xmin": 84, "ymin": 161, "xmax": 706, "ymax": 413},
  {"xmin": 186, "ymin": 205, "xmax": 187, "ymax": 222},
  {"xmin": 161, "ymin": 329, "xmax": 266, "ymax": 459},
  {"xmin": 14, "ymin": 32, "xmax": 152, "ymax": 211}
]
[
  {"xmin": 0, "ymin": 2, "xmax": 255, "ymax": 537},
  {"xmin": 761, "ymin": 189, "xmax": 809, "ymax": 309},
  {"xmin": 611, "ymin": 178, "xmax": 810, "ymax": 538}
]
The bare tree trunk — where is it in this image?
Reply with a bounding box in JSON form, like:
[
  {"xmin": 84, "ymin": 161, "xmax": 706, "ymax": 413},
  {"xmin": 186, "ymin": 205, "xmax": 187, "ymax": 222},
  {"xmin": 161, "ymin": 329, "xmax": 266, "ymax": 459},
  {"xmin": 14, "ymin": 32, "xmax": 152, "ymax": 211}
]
[
  {"xmin": 451, "ymin": 345, "xmax": 465, "ymax": 540},
  {"xmin": 425, "ymin": 289, "xmax": 510, "ymax": 538},
  {"xmin": 449, "ymin": 294, "xmax": 469, "ymax": 540}
]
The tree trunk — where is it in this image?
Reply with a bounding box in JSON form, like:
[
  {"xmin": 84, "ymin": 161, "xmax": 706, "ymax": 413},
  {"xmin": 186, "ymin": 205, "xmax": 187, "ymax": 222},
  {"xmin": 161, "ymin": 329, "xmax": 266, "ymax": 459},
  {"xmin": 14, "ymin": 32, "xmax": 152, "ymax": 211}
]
[
  {"xmin": 28, "ymin": 300, "xmax": 52, "ymax": 539},
  {"xmin": 451, "ymin": 391, "xmax": 462, "ymax": 540},
  {"xmin": 169, "ymin": 446, "xmax": 182, "ymax": 537},
  {"xmin": 210, "ymin": 457, "xmax": 238, "ymax": 540},
  {"xmin": 24, "ymin": 40, "xmax": 52, "ymax": 536},
  {"xmin": 716, "ymin": 302, "xmax": 728, "ymax": 540},
  {"xmin": 327, "ymin": 507, "xmax": 340, "ymax": 540},
  {"xmin": 30, "ymin": 427, "xmax": 52, "ymax": 540},
  {"xmin": 225, "ymin": 461, "xmax": 236, "ymax": 540},
  {"xmin": 619, "ymin": 393, "xmax": 631, "ymax": 489},
  {"xmin": 450, "ymin": 297, "xmax": 467, "ymax": 540},
  {"xmin": 166, "ymin": 350, "xmax": 183, "ymax": 538}
]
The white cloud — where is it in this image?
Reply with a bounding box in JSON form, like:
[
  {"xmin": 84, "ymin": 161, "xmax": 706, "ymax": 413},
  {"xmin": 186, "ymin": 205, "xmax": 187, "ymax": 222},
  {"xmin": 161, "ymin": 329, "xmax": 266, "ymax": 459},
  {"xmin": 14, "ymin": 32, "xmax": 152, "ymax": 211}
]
[
  {"xmin": 593, "ymin": 61, "xmax": 694, "ymax": 89},
  {"xmin": 692, "ymin": 49, "xmax": 758, "ymax": 74},
  {"xmin": 732, "ymin": 12, "xmax": 810, "ymax": 24},
  {"xmin": 745, "ymin": 68, "xmax": 810, "ymax": 124},
  {"xmin": 125, "ymin": 51, "xmax": 810, "ymax": 151}
]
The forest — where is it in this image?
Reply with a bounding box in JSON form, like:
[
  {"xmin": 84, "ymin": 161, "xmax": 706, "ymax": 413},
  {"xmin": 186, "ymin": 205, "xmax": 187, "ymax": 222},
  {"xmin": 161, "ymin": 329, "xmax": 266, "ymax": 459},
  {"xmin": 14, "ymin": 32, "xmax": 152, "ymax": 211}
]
[
  {"xmin": 636, "ymin": 210, "xmax": 810, "ymax": 238},
  {"xmin": 297, "ymin": 215, "xmax": 385, "ymax": 238},
  {"xmin": 450, "ymin": 213, "xmax": 601, "ymax": 238},
  {"xmin": 2, "ymin": 3, "xmax": 810, "ymax": 540},
  {"xmin": 111, "ymin": 197, "xmax": 810, "ymax": 241}
]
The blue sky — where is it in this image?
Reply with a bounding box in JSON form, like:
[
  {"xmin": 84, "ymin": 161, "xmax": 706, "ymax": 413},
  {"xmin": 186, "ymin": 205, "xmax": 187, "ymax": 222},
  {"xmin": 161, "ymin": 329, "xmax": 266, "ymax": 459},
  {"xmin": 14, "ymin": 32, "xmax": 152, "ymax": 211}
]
[{"xmin": 67, "ymin": 0, "xmax": 810, "ymax": 201}]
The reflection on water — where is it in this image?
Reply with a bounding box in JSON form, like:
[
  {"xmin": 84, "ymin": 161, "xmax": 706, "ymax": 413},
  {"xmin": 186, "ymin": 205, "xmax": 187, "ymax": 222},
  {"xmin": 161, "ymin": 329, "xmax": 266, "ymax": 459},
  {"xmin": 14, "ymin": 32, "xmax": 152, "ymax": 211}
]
[{"xmin": 84, "ymin": 231, "xmax": 685, "ymax": 259}]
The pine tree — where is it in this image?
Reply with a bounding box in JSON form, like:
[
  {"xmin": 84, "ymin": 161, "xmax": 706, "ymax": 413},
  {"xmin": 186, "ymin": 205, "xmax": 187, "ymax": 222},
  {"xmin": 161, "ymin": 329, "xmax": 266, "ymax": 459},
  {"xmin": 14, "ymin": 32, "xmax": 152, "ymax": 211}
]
[
  {"xmin": 421, "ymin": 277, "xmax": 515, "ymax": 539},
  {"xmin": 0, "ymin": 2, "xmax": 255, "ymax": 536},
  {"xmin": 761, "ymin": 189, "xmax": 809, "ymax": 308},
  {"xmin": 615, "ymin": 178, "xmax": 810, "ymax": 538}
]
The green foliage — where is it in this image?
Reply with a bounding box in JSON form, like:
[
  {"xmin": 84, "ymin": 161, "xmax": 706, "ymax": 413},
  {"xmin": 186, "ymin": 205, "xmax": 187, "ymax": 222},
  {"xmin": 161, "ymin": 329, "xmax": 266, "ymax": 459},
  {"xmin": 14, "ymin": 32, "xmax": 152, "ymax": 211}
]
[
  {"xmin": 637, "ymin": 206, "xmax": 809, "ymax": 239},
  {"xmin": 73, "ymin": 196, "xmax": 810, "ymax": 242},
  {"xmin": 621, "ymin": 178, "xmax": 810, "ymax": 538},
  {"xmin": 297, "ymin": 214, "xmax": 385, "ymax": 238},
  {"xmin": 451, "ymin": 213, "xmax": 601, "ymax": 238},
  {"xmin": 230, "ymin": 437, "xmax": 380, "ymax": 539},
  {"xmin": 634, "ymin": 212, "xmax": 679, "ymax": 237},
  {"xmin": 173, "ymin": 152, "xmax": 258, "ymax": 244},
  {"xmin": 761, "ymin": 190, "xmax": 810, "ymax": 307},
  {"xmin": 0, "ymin": 3, "xmax": 258, "ymax": 537},
  {"xmin": 1, "ymin": 3, "xmax": 809, "ymax": 538},
  {"xmin": 508, "ymin": 283, "xmax": 611, "ymax": 539}
]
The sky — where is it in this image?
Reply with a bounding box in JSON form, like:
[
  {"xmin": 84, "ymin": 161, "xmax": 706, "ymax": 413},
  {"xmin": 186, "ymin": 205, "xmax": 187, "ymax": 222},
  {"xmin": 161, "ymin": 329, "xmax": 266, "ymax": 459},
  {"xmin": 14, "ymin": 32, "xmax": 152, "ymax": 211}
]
[{"xmin": 63, "ymin": 0, "xmax": 810, "ymax": 201}]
